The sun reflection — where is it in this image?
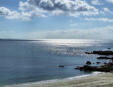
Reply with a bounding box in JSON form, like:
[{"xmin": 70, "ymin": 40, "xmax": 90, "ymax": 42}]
[{"xmin": 39, "ymin": 39, "xmax": 101, "ymax": 46}]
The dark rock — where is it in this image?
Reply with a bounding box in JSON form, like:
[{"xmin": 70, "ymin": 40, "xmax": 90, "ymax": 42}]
[
  {"xmin": 75, "ymin": 65, "xmax": 97, "ymax": 71},
  {"xmin": 86, "ymin": 61, "xmax": 91, "ymax": 65},
  {"xmin": 75, "ymin": 62, "xmax": 113, "ymax": 72},
  {"xmin": 104, "ymin": 62, "xmax": 107, "ymax": 64},
  {"xmin": 96, "ymin": 62, "xmax": 101, "ymax": 64},
  {"xmin": 85, "ymin": 51, "xmax": 113, "ymax": 55},
  {"xmin": 97, "ymin": 57, "xmax": 113, "ymax": 60},
  {"xmin": 85, "ymin": 52, "xmax": 91, "ymax": 54}
]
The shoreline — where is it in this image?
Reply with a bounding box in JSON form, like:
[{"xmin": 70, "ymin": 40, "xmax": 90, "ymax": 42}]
[
  {"xmin": 34, "ymin": 72, "xmax": 113, "ymax": 87},
  {"xmin": 5, "ymin": 72, "xmax": 104, "ymax": 87}
]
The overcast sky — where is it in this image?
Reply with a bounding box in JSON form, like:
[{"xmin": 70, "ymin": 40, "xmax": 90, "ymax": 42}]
[{"xmin": 0, "ymin": 0, "xmax": 113, "ymax": 40}]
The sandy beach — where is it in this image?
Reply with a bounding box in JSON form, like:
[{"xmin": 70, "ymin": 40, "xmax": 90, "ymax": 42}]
[{"xmin": 29, "ymin": 73, "xmax": 113, "ymax": 87}]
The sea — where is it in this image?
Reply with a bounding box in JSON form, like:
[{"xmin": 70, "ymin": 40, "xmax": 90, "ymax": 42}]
[{"xmin": 0, "ymin": 39, "xmax": 113, "ymax": 87}]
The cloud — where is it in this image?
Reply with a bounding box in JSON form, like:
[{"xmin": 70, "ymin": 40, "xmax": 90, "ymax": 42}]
[
  {"xmin": 26, "ymin": 26, "xmax": 113, "ymax": 40},
  {"xmin": 85, "ymin": 18, "xmax": 113, "ymax": 22},
  {"xmin": 106, "ymin": 0, "xmax": 113, "ymax": 3},
  {"xmin": 27, "ymin": 0, "xmax": 94, "ymax": 11},
  {"xmin": 0, "ymin": 6, "xmax": 32, "ymax": 20},
  {"xmin": 91, "ymin": 0, "xmax": 103, "ymax": 5},
  {"xmin": 0, "ymin": 7, "xmax": 20, "ymax": 19},
  {"xmin": 103, "ymin": 8, "xmax": 113, "ymax": 14},
  {"xmin": 19, "ymin": 0, "xmax": 99, "ymax": 17},
  {"xmin": 1, "ymin": 26, "xmax": 113, "ymax": 40},
  {"xmin": 0, "ymin": 0, "xmax": 99, "ymax": 20},
  {"xmin": 1, "ymin": 0, "xmax": 113, "ymax": 21}
]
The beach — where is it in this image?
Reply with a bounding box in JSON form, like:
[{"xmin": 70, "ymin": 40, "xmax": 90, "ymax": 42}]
[
  {"xmin": 31, "ymin": 73, "xmax": 113, "ymax": 87},
  {"xmin": 30, "ymin": 73, "xmax": 113, "ymax": 87},
  {"xmin": 7, "ymin": 72, "xmax": 113, "ymax": 87}
]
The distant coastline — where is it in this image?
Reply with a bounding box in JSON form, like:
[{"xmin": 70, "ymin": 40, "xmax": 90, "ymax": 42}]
[{"xmin": 0, "ymin": 39, "xmax": 40, "ymax": 41}]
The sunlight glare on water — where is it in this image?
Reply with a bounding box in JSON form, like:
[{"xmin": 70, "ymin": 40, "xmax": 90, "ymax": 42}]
[
  {"xmin": 39, "ymin": 39, "xmax": 101, "ymax": 47},
  {"xmin": 35, "ymin": 39, "xmax": 102, "ymax": 56}
]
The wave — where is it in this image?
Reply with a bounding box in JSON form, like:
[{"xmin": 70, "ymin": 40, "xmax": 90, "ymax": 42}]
[{"xmin": 4, "ymin": 72, "xmax": 102, "ymax": 87}]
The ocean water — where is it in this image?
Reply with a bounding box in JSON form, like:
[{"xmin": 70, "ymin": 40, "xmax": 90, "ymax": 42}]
[{"xmin": 0, "ymin": 39, "xmax": 113, "ymax": 87}]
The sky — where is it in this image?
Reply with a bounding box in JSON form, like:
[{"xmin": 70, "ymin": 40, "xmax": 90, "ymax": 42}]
[{"xmin": 0, "ymin": 0, "xmax": 113, "ymax": 40}]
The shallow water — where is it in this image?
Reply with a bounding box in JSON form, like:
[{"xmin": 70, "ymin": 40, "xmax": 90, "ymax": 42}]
[{"xmin": 0, "ymin": 39, "xmax": 112, "ymax": 86}]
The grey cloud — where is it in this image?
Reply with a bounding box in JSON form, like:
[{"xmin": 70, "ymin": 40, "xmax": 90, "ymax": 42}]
[
  {"xmin": 19, "ymin": 0, "xmax": 99, "ymax": 17},
  {"xmin": 0, "ymin": 0, "xmax": 99, "ymax": 20},
  {"xmin": 28, "ymin": 0, "xmax": 96, "ymax": 11}
]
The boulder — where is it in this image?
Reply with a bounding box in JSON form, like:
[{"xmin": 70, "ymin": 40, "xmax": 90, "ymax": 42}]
[
  {"xmin": 96, "ymin": 62, "xmax": 101, "ymax": 64},
  {"xmin": 75, "ymin": 62, "xmax": 113, "ymax": 72},
  {"xmin": 85, "ymin": 50, "xmax": 113, "ymax": 55},
  {"xmin": 86, "ymin": 61, "xmax": 91, "ymax": 65},
  {"xmin": 97, "ymin": 57, "xmax": 112, "ymax": 60}
]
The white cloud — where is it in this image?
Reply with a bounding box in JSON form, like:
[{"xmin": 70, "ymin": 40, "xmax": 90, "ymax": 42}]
[
  {"xmin": 0, "ymin": 7, "xmax": 20, "ymax": 19},
  {"xmin": 103, "ymin": 8, "xmax": 113, "ymax": 14},
  {"xmin": 26, "ymin": 26, "xmax": 113, "ymax": 40},
  {"xmin": 19, "ymin": 0, "xmax": 99, "ymax": 18},
  {"xmin": 99, "ymin": 7, "xmax": 113, "ymax": 14},
  {"xmin": 0, "ymin": 6, "xmax": 47, "ymax": 21},
  {"xmin": 106, "ymin": 0, "xmax": 113, "ymax": 3},
  {"xmin": 85, "ymin": 18, "xmax": 113, "ymax": 22},
  {"xmin": 91, "ymin": 0, "xmax": 103, "ymax": 5},
  {"xmin": 1, "ymin": 26, "xmax": 113, "ymax": 40},
  {"xmin": 0, "ymin": 6, "xmax": 31, "ymax": 20}
]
